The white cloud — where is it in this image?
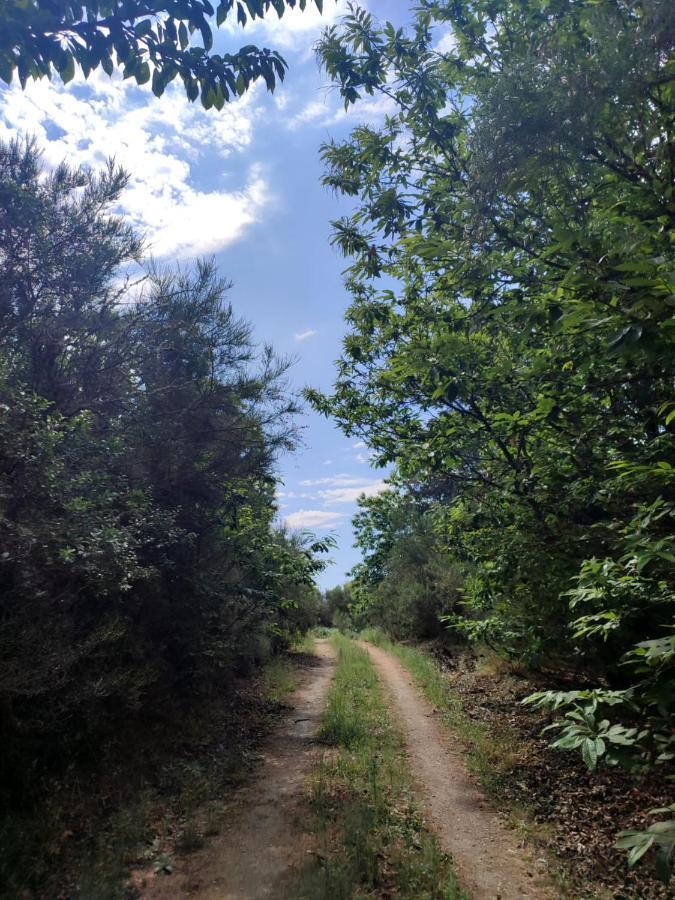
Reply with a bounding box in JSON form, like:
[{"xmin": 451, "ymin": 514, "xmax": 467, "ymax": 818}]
[
  {"xmin": 299, "ymin": 475, "xmax": 361, "ymax": 486},
  {"xmin": 0, "ymin": 72, "xmax": 269, "ymax": 259},
  {"xmin": 323, "ymin": 458, "xmax": 333, "ymax": 465},
  {"xmin": 352, "ymin": 441, "xmax": 367, "ymax": 449},
  {"xmin": 317, "ymin": 480, "xmax": 386, "ymax": 504},
  {"xmin": 289, "ymin": 91, "xmax": 396, "ymax": 130},
  {"xmin": 295, "ymin": 474, "xmax": 387, "ymax": 503},
  {"xmin": 224, "ymin": 0, "xmax": 355, "ymax": 51},
  {"xmin": 283, "ymin": 509, "xmax": 345, "ymax": 529},
  {"xmin": 294, "ymin": 328, "xmax": 317, "ymax": 341},
  {"xmin": 435, "ymin": 28, "xmax": 458, "ymax": 55},
  {"xmin": 288, "ymin": 97, "xmax": 330, "ymax": 130}
]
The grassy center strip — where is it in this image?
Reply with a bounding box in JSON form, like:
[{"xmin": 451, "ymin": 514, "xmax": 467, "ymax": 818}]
[{"xmin": 294, "ymin": 634, "xmax": 464, "ymax": 900}]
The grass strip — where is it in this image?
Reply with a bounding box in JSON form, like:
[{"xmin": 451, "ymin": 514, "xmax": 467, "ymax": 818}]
[{"xmin": 294, "ymin": 633, "xmax": 464, "ymax": 900}]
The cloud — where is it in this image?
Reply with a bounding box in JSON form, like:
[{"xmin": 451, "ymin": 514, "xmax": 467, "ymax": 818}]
[
  {"xmin": 0, "ymin": 72, "xmax": 269, "ymax": 259},
  {"xmin": 288, "ymin": 97, "xmax": 330, "ymax": 130},
  {"xmin": 435, "ymin": 28, "xmax": 458, "ymax": 55},
  {"xmin": 294, "ymin": 328, "xmax": 317, "ymax": 341},
  {"xmin": 224, "ymin": 0, "xmax": 355, "ymax": 51},
  {"xmin": 317, "ymin": 480, "xmax": 386, "ymax": 504},
  {"xmin": 289, "ymin": 91, "xmax": 396, "ymax": 130},
  {"xmin": 296, "ymin": 475, "xmax": 387, "ymax": 503},
  {"xmin": 323, "ymin": 458, "xmax": 333, "ymax": 465},
  {"xmin": 352, "ymin": 441, "xmax": 367, "ymax": 449},
  {"xmin": 299, "ymin": 475, "xmax": 361, "ymax": 486},
  {"xmin": 283, "ymin": 509, "xmax": 345, "ymax": 529}
]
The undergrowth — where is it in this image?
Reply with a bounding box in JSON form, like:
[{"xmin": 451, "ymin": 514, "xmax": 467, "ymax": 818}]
[
  {"xmin": 293, "ymin": 633, "xmax": 464, "ymax": 900},
  {"xmin": 0, "ymin": 647, "xmax": 307, "ymax": 899}
]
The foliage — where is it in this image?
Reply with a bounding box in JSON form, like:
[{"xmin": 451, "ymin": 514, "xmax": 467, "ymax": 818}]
[
  {"xmin": 0, "ymin": 0, "xmax": 325, "ymax": 107},
  {"xmin": 293, "ymin": 634, "xmax": 464, "ymax": 899},
  {"xmin": 615, "ymin": 805, "xmax": 675, "ymax": 886},
  {"xmin": 0, "ymin": 136, "xmax": 326, "ymax": 893},
  {"xmin": 322, "ymin": 582, "xmax": 354, "ymax": 629},
  {"xmin": 348, "ymin": 487, "xmax": 464, "ymax": 640},
  {"xmin": 312, "ymin": 0, "xmax": 674, "ymax": 882}
]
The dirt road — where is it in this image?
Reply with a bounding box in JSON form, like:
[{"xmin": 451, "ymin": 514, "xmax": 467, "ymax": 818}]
[
  {"xmin": 139, "ymin": 640, "xmax": 335, "ymax": 900},
  {"xmin": 362, "ymin": 641, "xmax": 555, "ymax": 900}
]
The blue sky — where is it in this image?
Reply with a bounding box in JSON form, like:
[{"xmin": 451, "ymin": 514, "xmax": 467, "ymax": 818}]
[{"xmin": 0, "ymin": 1, "xmax": 451, "ymax": 588}]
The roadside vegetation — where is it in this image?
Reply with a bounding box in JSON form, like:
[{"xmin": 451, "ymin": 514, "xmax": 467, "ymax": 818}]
[
  {"xmin": 0, "ymin": 137, "xmax": 328, "ymax": 897},
  {"xmin": 357, "ymin": 629, "xmax": 673, "ymax": 897},
  {"xmin": 294, "ymin": 634, "xmax": 464, "ymax": 900},
  {"xmin": 312, "ymin": 0, "xmax": 674, "ymax": 888}
]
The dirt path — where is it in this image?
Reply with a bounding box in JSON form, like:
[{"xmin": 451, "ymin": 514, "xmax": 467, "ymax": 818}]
[
  {"xmin": 138, "ymin": 640, "xmax": 335, "ymax": 900},
  {"xmin": 362, "ymin": 642, "xmax": 556, "ymax": 900}
]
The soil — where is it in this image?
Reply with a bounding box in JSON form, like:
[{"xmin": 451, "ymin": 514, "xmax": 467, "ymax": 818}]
[
  {"xmin": 361, "ymin": 641, "xmax": 556, "ymax": 900},
  {"xmin": 135, "ymin": 640, "xmax": 336, "ymax": 899},
  {"xmin": 131, "ymin": 638, "xmax": 670, "ymax": 900},
  {"xmin": 438, "ymin": 647, "xmax": 673, "ymax": 899}
]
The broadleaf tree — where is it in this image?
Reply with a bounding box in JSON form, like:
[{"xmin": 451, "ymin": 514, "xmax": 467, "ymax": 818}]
[
  {"xmin": 311, "ymin": 0, "xmax": 674, "ymax": 879},
  {"xmin": 0, "ymin": 0, "xmax": 326, "ymax": 107}
]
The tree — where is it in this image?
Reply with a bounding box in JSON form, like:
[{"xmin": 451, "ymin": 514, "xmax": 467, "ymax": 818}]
[
  {"xmin": 0, "ymin": 137, "xmax": 328, "ymax": 819},
  {"xmin": 311, "ymin": 1, "xmax": 673, "ymax": 877},
  {"xmin": 310, "ymin": 0, "xmax": 674, "ymax": 659},
  {"xmin": 324, "ymin": 582, "xmax": 353, "ymax": 628},
  {"xmin": 0, "ymin": 0, "xmax": 325, "ymax": 108},
  {"xmin": 349, "ymin": 487, "xmax": 462, "ymax": 639}
]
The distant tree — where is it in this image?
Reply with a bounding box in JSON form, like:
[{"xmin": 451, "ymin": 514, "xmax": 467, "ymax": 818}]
[
  {"xmin": 350, "ymin": 489, "xmax": 463, "ymax": 640},
  {"xmin": 0, "ymin": 0, "xmax": 326, "ymax": 108},
  {"xmin": 324, "ymin": 583, "xmax": 353, "ymax": 628}
]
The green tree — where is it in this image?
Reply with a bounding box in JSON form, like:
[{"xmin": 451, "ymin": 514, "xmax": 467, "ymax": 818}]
[
  {"xmin": 0, "ymin": 0, "xmax": 325, "ymax": 107},
  {"xmin": 349, "ymin": 487, "xmax": 463, "ymax": 639},
  {"xmin": 310, "ymin": 2, "xmax": 674, "ymax": 876},
  {"xmin": 0, "ymin": 137, "xmax": 327, "ymax": 841},
  {"xmin": 310, "ymin": 0, "xmax": 674, "ymax": 660}
]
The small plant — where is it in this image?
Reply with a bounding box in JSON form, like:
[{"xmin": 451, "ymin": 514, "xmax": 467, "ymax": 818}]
[
  {"xmin": 615, "ymin": 805, "xmax": 675, "ymax": 885},
  {"xmin": 177, "ymin": 820, "xmax": 205, "ymax": 854}
]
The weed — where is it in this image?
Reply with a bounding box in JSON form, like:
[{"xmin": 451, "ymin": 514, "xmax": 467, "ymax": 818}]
[
  {"xmin": 293, "ymin": 634, "xmax": 465, "ymax": 900},
  {"xmin": 293, "ymin": 629, "xmax": 319, "ymax": 655},
  {"xmin": 176, "ymin": 819, "xmax": 205, "ymax": 853},
  {"xmin": 261, "ymin": 656, "xmax": 299, "ymax": 705}
]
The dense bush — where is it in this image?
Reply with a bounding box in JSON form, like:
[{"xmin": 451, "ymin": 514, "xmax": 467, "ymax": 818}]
[{"xmin": 0, "ymin": 137, "xmax": 325, "ymax": 802}]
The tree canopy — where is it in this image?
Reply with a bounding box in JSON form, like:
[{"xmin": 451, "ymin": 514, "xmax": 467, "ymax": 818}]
[
  {"xmin": 0, "ymin": 138, "xmax": 328, "ymax": 840},
  {"xmin": 0, "ymin": 0, "xmax": 325, "ymax": 107},
  {"xmin": 312, "ymin": 0, "xmax": 674, "ymax": 878}
]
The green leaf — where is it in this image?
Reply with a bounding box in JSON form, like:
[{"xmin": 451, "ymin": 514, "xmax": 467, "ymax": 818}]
[
  {"xmin": 0, "ymin": 53, "xmax": 14, "ymax": 85},
  {"xmin": 628, "ymin": 835, "xmax": 654, "ymax": 867},
  {"xmin": 654, "ymin": 847, "xmax": 672, "ymax": 885},
  {"xmin": 59, "ymin": 53, "xmax": 75, "ymax": 84},
  {"xmin": 581, "ymin": 738, "xmax": 598, "ymax": 770},
  {"xmin": 134, "ymin": 61, "xmax": 150, "ymax": 84}
]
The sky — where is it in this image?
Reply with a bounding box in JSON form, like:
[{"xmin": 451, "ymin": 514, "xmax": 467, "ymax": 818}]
[{"xmin": 0, "ymin": 1, "xmax": 448, "ymax": 589}]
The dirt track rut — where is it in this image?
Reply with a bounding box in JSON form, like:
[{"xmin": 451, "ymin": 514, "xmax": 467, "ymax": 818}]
[
  {"xmin": 362, "ymin": 641, "xmax": 555, "ymax": 900},
  {"xmin": 139, "ymin": 640, "xmax": 335, "ymax": 899}
]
